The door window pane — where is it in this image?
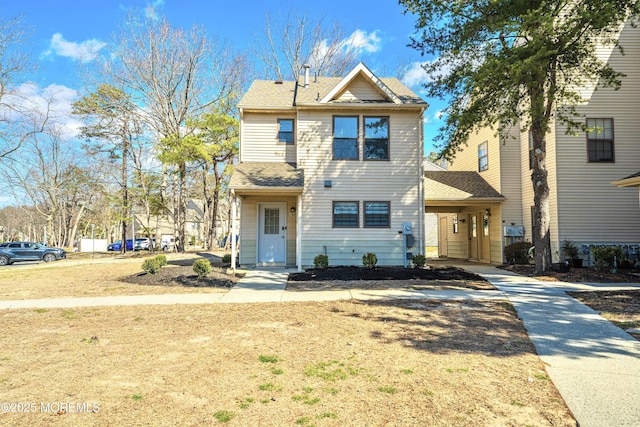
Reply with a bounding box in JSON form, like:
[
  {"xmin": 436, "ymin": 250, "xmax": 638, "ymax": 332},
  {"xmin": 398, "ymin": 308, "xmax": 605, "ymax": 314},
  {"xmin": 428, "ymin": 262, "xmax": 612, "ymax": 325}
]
[{"xmin": 264, "ymin": 208, "xmax": 280, "ymax": 234}]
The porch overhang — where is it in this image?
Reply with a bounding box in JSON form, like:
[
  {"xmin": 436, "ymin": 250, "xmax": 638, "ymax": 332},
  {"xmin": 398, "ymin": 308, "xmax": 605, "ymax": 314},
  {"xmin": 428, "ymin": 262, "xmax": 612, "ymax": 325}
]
[
  {"xmin": 611, "ymin": 171, "xmax": 640, "ymax": 188},
  {"xmin": 229, "ymin": 162, "xmax": 304, "ymax": 197},
  {"xmin": 424, "ymin": 171, "xmax": 505, "ymax": 212}
]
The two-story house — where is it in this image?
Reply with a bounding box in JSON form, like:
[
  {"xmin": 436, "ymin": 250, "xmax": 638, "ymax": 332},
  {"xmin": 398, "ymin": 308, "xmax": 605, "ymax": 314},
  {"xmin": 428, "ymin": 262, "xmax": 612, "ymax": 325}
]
[
  {"xmin": 229, "ymin": 63, "xmax": 427, "ymax": 270},
  {"xmin": 433, "ymin": 19, "xmax": 640, "ymax": 265}
]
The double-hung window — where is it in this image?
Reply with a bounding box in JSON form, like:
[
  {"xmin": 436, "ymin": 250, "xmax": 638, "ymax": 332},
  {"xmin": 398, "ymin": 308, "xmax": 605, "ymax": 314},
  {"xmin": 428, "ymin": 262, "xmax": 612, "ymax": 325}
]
[
  {"xmin": 364, "ymin": 116, "xmax": 389, "ymax": 160},
  {"xmin": 333, "ymin": 201, "xmax": 359, "ymax": 227},
  {"xmin": 333, "ymin": 116, "xmax": 358, "ymax": 160},
  {"xmin": 478, "ymin": 141, "xmax": 488, "ymax": 171},
  {"xmin": 364, "ymin": 202, "xmax": 390, "ymax": 227},
  {"xmin": 587, "ymin": 118, "xmax": 614, "ymax": 162},
  {"xmin": 277, "ymin": 119, "xmax": 294, "ymax": 144}
]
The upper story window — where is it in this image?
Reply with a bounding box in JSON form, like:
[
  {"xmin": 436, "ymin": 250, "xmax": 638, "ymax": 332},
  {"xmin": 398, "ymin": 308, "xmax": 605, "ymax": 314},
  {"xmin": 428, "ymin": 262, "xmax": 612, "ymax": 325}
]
[
  {"xmin": 333, "ymin": 116, "xmax": 358, "ymax": 160},
  {"xmin": 587, "ymin": 118, "xmax": 614, "ymax": 162},
  {"xmin": 478, "ymin": 141, "xmax": 488, "ymax": 171},
  {"xmin": 364, "ymin": 201, "xmax": 390, "ymax": 227},
  {"xmin": 364, "ymin": 117, "xmax": 389, "ymax": 160},
  {"xmin": 333, "ymin": 201, "xmax": 359, "ymax": 227},
  {"xmin": 277, "ymin": 119, "xmax": 294, "ymax": 144}
]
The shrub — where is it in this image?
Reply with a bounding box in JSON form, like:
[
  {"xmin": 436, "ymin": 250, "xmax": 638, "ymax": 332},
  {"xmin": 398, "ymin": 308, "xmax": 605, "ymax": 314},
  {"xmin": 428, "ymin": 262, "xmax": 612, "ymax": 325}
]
[
  {"xmin": 561, "ymin": 240, "xmax": 579, "ymax": 259},
  {"xmin": 193, "ymin": 258, "xmax": 212, "ymax": 278},
  {"xmin": 141, "ymin": 258, "xmax": 161, "ymax": 274},
  {"xmin": 411, "ymin": 254, "xmax": 427, "ymax": 269},
  {"xmin": 591, "ymin": 246, "xmax": 624, "ymax": 269},
  {"xmin": 221, "ymin": 254, "xmax": 232, "ymax": 265},
  {"xmin": 313, "ymin": 254, "xmax": 329, "ymax": 269},
  {"xmin": 362, "ymin": 252, "xmax": 378, "ymax": 269},
  {"xmin": 155, "ymin": 254, "xmax": 167, "ymax": 267},
  {"xmin": 504, "ymin": 241, "xmax": 533, "ymax": 265}
]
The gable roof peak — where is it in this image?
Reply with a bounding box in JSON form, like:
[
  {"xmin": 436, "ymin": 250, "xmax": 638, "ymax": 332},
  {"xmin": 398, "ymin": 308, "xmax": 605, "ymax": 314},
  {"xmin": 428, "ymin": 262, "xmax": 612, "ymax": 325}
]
[{"xmin": 319, "ymin": 62, "xmax": 402, "ymax": 104}]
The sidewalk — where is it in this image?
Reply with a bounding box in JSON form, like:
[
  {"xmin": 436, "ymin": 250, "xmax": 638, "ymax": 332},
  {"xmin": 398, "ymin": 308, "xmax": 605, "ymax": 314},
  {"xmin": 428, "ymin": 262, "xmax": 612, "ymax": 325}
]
[{"xmin": 458, "ymin": 263, "xmax": 640, "ymax": 427}]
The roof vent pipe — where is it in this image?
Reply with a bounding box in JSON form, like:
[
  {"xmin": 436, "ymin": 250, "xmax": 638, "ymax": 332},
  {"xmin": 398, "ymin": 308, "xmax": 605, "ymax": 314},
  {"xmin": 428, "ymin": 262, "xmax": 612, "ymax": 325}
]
[{"xmin": 303, "ymin": 64, "xmax": 310, "ymax": 88}]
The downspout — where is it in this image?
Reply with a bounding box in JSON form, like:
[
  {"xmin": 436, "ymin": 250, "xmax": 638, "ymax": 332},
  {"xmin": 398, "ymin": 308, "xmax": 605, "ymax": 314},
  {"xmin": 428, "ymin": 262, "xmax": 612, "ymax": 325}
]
[
  {"xmin": 296, "ymin": 194, "xmax": 302, "ymax": 271},
  {"xmin": 418, "ymin": 107, "xmax": 426, "ymax": 256},
  {"xmin": 231, "ymin": 190, "xmax": 237, "ymax": 271}
]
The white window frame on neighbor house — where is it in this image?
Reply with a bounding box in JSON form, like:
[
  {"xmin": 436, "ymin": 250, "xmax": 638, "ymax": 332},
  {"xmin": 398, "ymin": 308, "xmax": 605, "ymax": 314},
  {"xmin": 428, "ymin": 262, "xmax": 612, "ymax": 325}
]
[
  {"xmin": 587, "ymin": 118, "xmax": 614, "ymax": 163},
  {"xmin": 478, "ymin": 141, "xmax": 488, "ymax": 171}
]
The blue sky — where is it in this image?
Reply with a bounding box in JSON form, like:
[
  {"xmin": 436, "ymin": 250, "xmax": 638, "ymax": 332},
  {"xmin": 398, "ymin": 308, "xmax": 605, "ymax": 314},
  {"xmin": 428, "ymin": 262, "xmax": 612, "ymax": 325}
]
[{"xmin": 0, "ymin": 0, "xmax": 445, "ymax": 152}]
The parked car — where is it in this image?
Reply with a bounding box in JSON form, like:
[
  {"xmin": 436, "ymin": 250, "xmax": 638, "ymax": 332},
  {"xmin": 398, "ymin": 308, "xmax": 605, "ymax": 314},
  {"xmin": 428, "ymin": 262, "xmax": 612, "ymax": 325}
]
[
  {"xmin": 134, "ymin": 238, "xmax": 168, "ymax": 251},
  {"xmin": 107, "ymin": 239, "xmax": 133, "ymax": 251},
  {"xmin": 0, "ymin": 241, "xmax": 66, "ymax": 266}
]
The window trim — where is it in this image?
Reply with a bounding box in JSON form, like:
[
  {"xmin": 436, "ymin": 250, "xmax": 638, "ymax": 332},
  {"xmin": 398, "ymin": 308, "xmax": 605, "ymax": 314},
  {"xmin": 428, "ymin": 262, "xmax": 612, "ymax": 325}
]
[
  {"xmin": 363, "ymin": 116, "xmax": 390, "ymax": 161},
  {"xmin": 478, "ymin": 141, "xmax": 488, "ymax": 172},
  {"xmin": 332, "ymin": 201, "xmax": 359, "ymax": 228},
  {"xmin": 332, "ymin": 115, "xmax": 359, "ymax": 160},
  {"xmin": 364, "ymin": 201, "xmax": 391, "ymax": 228},
  {"xmin": 277, "ymin": 118, "xmax": 295, "ymax": 145},
  {"xmin": 586, "ymin": 118, "xmax": 614, "ymax": 163}
]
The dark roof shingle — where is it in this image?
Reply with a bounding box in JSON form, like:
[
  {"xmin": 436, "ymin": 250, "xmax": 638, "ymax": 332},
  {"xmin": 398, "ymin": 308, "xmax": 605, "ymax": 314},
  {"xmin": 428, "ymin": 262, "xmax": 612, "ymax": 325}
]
[
  {"xmin": 229, "ymin": 162, "xmax": 304, "ymax": 191},
  {"xmin": 424, "ymin": 171, "xmax": 504, "ymax": 200}
]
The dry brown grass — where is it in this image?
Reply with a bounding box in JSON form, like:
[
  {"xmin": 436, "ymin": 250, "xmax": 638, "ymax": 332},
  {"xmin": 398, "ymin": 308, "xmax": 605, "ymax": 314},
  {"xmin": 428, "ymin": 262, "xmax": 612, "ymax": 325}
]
[
  {"xmin": 0, "ymin": 301, "xmax": 574, "ymax": 426},
  {"xmin": 0, "ymin": 257, "xmax": 576, "ymax": 426}
]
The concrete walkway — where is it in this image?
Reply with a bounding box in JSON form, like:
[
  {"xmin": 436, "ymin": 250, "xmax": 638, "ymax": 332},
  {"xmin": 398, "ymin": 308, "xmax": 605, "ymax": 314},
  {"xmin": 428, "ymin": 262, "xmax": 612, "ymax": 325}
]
[
  {"xmin": 2, "ymin": 263, "xmax": 640, "ymax": 426},
  {"xmin": 458, "ymin": 263, "xmax": 640, "ymax": 427}
]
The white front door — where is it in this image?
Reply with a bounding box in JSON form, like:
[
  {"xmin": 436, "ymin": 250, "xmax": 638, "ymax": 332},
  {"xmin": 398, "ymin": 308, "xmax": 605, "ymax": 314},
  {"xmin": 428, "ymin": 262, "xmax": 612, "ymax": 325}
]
[{"xmin": 258, "ymin": 203, "xmax": 286, "ymax": 265}]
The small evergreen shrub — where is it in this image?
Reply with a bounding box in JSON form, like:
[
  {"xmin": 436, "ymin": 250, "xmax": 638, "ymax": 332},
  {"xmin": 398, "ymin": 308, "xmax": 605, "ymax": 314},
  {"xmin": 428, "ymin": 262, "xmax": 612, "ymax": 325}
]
[
  {"xmin": 313, "ymin": 254, "xmax": 329, "ymax": 269},
  {"xmin": 592, "ymin": 246, "xmax": 624, "ymax": 269},
  {"xmin": 221, "ymin": 254, "xmax": 232, "ymax": 265},
  {"xmin": 142, "ymin": 258, "xmax": 161, "ymax": 274},
  {"xmin": 362, "ymin": 252, "xmax": 378, "ymax": 269},
  {"xmin": 155, "ymin": 254, "xmax": 167, "ymax": 267},
  {"xmin": 411, "ymin": 254, "xmax": 427, "ymax": 269},
  {"xmin": 504, "ymin": 241, "xmax": 533, "ymax": 265},
  {"xmin": 193, "ymin": 258, "xmax": 212, "ymax": 278}
]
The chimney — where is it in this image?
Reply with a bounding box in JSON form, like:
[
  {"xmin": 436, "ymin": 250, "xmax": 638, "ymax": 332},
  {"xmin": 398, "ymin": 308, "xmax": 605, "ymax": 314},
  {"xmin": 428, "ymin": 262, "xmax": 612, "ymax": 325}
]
[{"xmin": 303, "ymin": 64, "xmax": 310, "ymax": 88}]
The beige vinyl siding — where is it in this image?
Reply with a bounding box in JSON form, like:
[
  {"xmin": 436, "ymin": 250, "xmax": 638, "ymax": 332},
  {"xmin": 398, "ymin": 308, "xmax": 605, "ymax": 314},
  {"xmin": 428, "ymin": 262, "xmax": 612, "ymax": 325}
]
[
  {"xmin": 240, "ymin": 112, "xmax": 297, "ymax": 163},
  {"xmin": 553, "ymin": 23, "xmax": 640, "ymax": 246},
  {"xmin": 335, "ymin": 75, "xmax": 386, "ymax": 102},
  {"xmin": 449, "ymin": 126, "xmax": 502, "ymax": 189},
  {"xmin": 498, "ymin": 124, "xmax": 523, "ymax": 228},
  {"xmin": 297, "ymin": 110, "xmax": 422, "ymax": 266}
]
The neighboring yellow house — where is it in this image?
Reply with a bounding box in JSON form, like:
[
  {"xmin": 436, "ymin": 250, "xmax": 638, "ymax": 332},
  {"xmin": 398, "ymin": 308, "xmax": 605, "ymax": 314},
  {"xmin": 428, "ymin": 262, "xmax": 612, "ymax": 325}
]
[
  {"xmin": 434, "ymin": 19, "xmax": 640, "ymax": 265},
  {"xmin": 229, "ymin": 63, "xmax": 427, "ymax": 269}
]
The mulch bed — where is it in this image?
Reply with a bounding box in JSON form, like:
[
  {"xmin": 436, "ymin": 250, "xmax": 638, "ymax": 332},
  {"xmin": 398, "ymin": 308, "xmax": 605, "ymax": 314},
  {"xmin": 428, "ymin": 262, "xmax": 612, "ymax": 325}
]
[
  {"xmin": 120, "ymin": 264, "xmax": 241, "ymax": 288},
  {"xmin": 287, "ymin": 265, "xmax": 495, "ymax": 291}
]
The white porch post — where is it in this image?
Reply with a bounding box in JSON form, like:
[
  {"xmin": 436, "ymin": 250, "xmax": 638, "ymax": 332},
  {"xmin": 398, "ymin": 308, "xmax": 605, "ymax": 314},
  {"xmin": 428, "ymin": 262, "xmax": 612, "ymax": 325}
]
[
  {"xmin": 296, "ymin": 194, "xmax": 302, "ymax": 271},
  {"xmin": 231, "ymin": 192, "xmax": 237, "ymax": 271}
]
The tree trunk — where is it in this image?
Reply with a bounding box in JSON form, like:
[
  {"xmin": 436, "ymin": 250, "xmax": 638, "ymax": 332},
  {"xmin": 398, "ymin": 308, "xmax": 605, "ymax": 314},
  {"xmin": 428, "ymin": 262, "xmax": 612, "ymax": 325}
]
[
  {"xmin": 529, "ymin": 80, "xmax": 553, "ymax": 274},
  {"xmin": 121, "ymin": 129, "xmax": 129, "ymax": 253},
  {"xmin": 175, "ymin": 162, "xmax": 187, "ymax": 253}
]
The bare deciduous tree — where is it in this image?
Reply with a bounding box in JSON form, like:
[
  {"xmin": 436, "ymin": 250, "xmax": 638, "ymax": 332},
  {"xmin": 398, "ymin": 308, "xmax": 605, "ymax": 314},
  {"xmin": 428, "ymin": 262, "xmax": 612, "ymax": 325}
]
[{"xmin": 255, "ymin": 11, "xmax": 362, "ymax": 80}]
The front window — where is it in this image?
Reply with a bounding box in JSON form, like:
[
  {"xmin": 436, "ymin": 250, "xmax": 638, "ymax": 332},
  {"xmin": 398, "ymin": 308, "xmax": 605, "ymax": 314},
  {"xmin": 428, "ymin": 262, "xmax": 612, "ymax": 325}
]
[
  {"xmin": 333, "ymin": 116, "xmax": 358, "ymax": 160},
  {"xmin": 587, "ymin": 118, "xmax": 614, "ymax": 162},
  {"xmin": 277, "ymin": 119, "xmax": 294, "ymax": 144},
  {"xmin": 364, "ymin": 116, "xmax": 389, "ymax": 160},
  {"xmin": 478, "ymin": 141, "xmax": 488, "ymax": 171},
  {"xmin": 333, "ymin": 201, "xmax": 359, "ymax": 227},
  {"xmin": 364, "ymin": 202, "xmax": 390, "ymax": 227}
]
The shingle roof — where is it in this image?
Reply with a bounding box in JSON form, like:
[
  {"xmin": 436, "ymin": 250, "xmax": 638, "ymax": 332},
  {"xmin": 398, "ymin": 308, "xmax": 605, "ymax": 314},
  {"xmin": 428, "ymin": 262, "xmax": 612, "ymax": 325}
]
[
  {"xmin": 229, "ymin": 162, "xmax": 304, "ymax": 192},
  {"xmin": 424, "ymin": 171, "xmax": 504, "ymax": 200},
  {"xmin": 237, "ymin": 73, "xmax": 426, "ymax": 109}
]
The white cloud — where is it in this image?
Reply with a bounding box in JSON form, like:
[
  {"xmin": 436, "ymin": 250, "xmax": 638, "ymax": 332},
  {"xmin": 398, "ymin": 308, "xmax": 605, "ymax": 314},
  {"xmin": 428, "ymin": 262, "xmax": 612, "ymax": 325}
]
[
  {"xmin": 4, "ymin": 83, "xmax": 83, "ymax": 140},
  {"xmin": 402, "ymin": 61, "xmax": 430, "ymax": 89},
  {"xmin": 45, "ymin": 33, "xmax": 106, "ymax": 63},
  {"xmin": 434, "ymin": 109, "xmax": 446, "ymax": 120},
  {"xmin": 145, "ymin": 0, "xmax": 165, "ymax": 21},
  {"xmin": 342, "ymin": 29, "xmax": 381, "ymax": 54}
]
